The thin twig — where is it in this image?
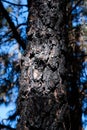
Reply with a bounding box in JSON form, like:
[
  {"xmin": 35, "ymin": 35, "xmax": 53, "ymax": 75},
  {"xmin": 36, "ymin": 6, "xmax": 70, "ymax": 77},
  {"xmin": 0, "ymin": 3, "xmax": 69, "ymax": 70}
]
[
  {"xmin": 0, "ymin": 23, "xmax": 27, "ymax": 42},
  {"xmin": 69, "ymin": 0, "xmax": 82, "ymax": 16},
  {"xmin": 0, "ymin": 124, "xmax": 16, "ymax": 130},
  {"xmin": 0, "ymin": 1, "xmax": 26, "ymax": 49},
  {"xmin": 1, "ymin": 0, "xmax": 27, "ymax": 7}
]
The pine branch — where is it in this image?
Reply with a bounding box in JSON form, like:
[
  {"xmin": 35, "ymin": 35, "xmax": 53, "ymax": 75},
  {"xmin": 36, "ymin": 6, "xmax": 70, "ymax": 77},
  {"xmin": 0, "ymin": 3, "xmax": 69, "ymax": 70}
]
[
  {"xmin": 0, "ymin": 124, "xmax": 16, "ymax": 130},
  {"xmin": 73, "ymin": 53, "xmax": 87, "ymax": 58},
  {"xmin": 1, "ymin": 0, "xmax": 27, "ymax": 6},
  {"xmin": 69, "ymin": 0, "xmax": 82, "ymax": 16},
  {"xmin": 0, "ymin": 23, "xmax": 27, "ymax": 41},
  {"xmin": 0, "ymin": 1, "xmax": 26, "ymax": 49}
]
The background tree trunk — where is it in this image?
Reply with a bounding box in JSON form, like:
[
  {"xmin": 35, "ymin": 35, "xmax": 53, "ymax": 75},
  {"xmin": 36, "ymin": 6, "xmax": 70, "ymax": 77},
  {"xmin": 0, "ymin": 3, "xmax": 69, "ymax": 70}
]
[{"xmin": 17, "ymin": 0, "xmax": 70, "ymax": 130}]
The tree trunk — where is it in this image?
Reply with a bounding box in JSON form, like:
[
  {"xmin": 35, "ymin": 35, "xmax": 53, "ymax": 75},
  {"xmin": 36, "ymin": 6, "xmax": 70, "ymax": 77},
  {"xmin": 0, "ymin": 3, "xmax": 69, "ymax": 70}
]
[{"xmin": 17, "ymin": 0, "xmax": 70, "ymax": 130}]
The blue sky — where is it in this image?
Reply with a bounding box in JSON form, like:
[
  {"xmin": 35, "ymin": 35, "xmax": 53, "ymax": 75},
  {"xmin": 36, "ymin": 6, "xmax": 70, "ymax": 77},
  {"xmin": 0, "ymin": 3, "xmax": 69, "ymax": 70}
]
[{"xmin": 0, "ymin": 0, "xmax": 28, "ymax": 128}]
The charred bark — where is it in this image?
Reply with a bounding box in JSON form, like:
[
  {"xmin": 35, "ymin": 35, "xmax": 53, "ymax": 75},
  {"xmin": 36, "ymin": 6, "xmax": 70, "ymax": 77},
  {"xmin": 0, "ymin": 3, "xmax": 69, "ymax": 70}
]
[{"xmin": 17, "ymin": 0, "xmax": 70, "ymax": 130}]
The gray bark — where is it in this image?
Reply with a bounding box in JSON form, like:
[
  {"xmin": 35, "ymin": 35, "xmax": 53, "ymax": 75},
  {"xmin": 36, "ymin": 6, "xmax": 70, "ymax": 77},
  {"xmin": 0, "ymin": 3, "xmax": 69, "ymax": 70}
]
[{"xmin": 17, "ymin": 0, "xmax": 70, "ymax": 130}]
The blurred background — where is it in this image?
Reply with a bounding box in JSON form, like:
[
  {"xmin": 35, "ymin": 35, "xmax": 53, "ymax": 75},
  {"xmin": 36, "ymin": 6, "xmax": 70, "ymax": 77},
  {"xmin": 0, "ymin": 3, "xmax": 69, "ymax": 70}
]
[{"xmin": 0, "ymin": 0, "xmax": 28, "ymax": 129}]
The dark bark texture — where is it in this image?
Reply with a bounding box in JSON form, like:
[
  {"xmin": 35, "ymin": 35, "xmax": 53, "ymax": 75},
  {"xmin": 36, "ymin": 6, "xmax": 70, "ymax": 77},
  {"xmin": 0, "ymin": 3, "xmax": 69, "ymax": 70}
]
[{"xmin": 17, "ymin": 0, "xmax": 70, "ymax": 130}]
